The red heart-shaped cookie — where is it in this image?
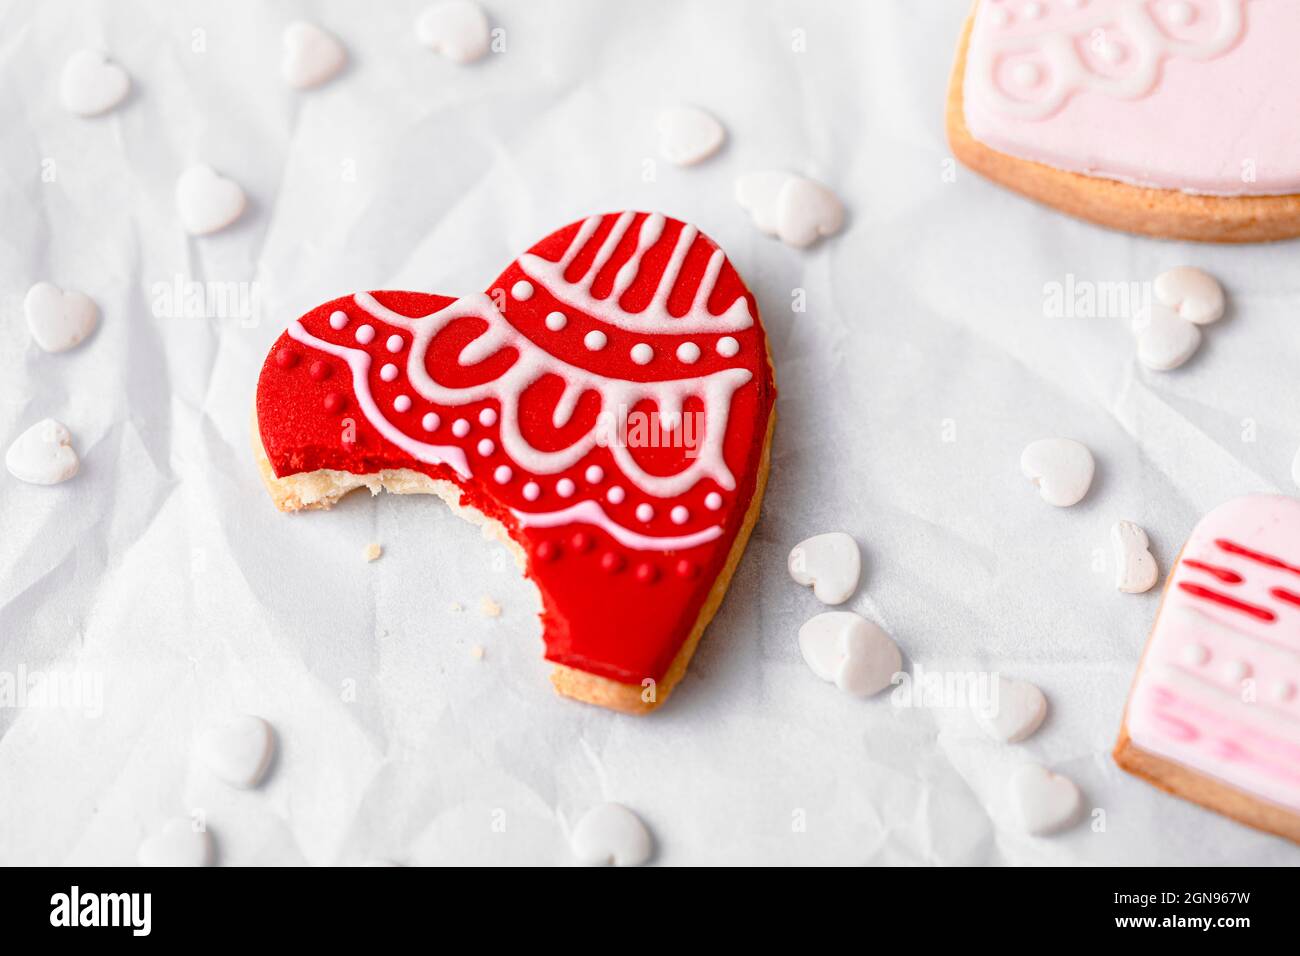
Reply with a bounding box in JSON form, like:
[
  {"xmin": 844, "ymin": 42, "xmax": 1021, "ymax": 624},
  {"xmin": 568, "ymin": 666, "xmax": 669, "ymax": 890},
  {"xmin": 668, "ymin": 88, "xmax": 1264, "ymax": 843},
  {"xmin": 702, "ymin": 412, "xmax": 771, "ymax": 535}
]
[{"xmin": 254, "ymin": 212, "xmax": 776, "ymax": 712}]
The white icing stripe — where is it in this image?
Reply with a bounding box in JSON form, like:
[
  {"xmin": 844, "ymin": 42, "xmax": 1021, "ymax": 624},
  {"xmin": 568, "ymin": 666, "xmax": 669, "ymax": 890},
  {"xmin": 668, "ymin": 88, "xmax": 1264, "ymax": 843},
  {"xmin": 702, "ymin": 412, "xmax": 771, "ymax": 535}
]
[
  {"xmin": 354, "ymin": 291, "xmax": 750, "ymax": 498},
  {"xmin": 512, "ymin": 499, "xmax": 723, "ymax": 552},
  {"xmin": 287, "ymin": 321, "xmax": 472, "ymax": 477},
  {"xmin": 518, "ymin": 212, "xmax": 753, "ymax": 334},
  {"xmin": 1152, "ymin": 663, "xmax": 1300, "ymax": 732},
  {"xmin": 1173, "ymin": 604, "xmax": 1300, "ymax": 660}
]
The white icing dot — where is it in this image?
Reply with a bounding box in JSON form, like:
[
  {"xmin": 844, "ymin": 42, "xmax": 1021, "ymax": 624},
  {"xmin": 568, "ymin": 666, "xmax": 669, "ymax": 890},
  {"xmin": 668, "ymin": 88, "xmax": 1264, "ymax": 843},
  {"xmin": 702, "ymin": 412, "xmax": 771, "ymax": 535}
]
[
  {"xmin": 355, "ymin": 324, "xmax": 375, "ymax": 344},
  {"xmin": 557, "ymin": 478, "xmax": 576, "ymax": 498},
  {"xmin": 452, "ymin": 418, "xmax": 470, "ymax": 438},
  {"xmin": 523, "ymin": 481, "xmax": 540, "ymax": 501},
  {"xmin": 671, "ymin": 505, "xmax": 689, "ymax": 525},
  {"xmin": 988, "ymin": 6, "xmax": 1011, "ymax": 25},
  {"xmin": 1012, "ymin": 62, "xmax": 1041, "ymax": 87},
  {"xmin": 1165, "ymin": 1, "xmax": 1194, "ymax": 26},
  {"xmin": 630, "ymin": 343, "xmax": 654, "ymax": 365},
  {"xmin": 479, "ymin": 408, "xmax": 498, "ymax": 427},
  {"xmin": 716, "ymin": 336, "xmax": 740, "ymax": 358},
  {"xmin": 477, "ymin": 438, "xmax": 495, "ymax": 456},
  {"xmin": 607, "ymin": 485, "xmax": 626, "ymax": 505},
  {"xmin": 380, "ymin": 363, "xmax": 399, "ymax": 382},
  {"xmin": 705, "ymin": 492, "xmax": 723, "ymax": 510},
  {"xmin": 511, "ymin": 280, "xmax": 534, "ymax": 300},
  {"xmin": 635, "ymin": 503, "xmax": 654, "ymax": 523},
  {"xmin": 493, "ymin": 465, "xmax": 512, "ymax": 484},
  {"xmin": 545, "ymin": 311, "xmax": 567, "ymax": 331},
  {"xmin": 1021, "ymin": 1, "xmax": 1044, "ymax": 19},
  {"xmin": 676, "ymin": 342, "xmax": 701, "ymax": 364},
  {"xmin": 1224, "ymin": 660, "xmax": 1251, "ymax": 683},
  {"xmin": 393, "ymin": 395, "xmax": 412, "ymax": 413},
  {"xmin": 386, "ymin": 334, "xmax": 404, "ymax": 353},
  {"xmin": 422, "ymin": 412, "xmax": 440, "ymax": 432},
  {"xmin": 1097, "ymin": 36, "xmax": 1124, "ymax": 63},
  {"xmin": 584, "ymin": 330, "xmax": 607, "ymax": 351},
  {"xmin": 585, "ymin": 465, "xmax": 604, "ymax": 484},
  {"xmin": 1181, "ymin": 643, "xmax": 1209, "ymax": 667},
  {"xmin": 1275, "ymin": 680, "xmax": 1297, "ymax": 702},
  {"xmin": 329, "ymin": 310, "xmax": 349, "ymax": 330}
]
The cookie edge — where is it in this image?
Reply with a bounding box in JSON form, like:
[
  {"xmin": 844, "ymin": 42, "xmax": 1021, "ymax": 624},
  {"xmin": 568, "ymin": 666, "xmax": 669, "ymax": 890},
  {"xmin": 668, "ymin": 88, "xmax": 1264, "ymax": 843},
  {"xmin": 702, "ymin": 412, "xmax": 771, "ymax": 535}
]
[{"xmin": 945, "ymin": 3, "xmax": 1300, "ymax": 244}]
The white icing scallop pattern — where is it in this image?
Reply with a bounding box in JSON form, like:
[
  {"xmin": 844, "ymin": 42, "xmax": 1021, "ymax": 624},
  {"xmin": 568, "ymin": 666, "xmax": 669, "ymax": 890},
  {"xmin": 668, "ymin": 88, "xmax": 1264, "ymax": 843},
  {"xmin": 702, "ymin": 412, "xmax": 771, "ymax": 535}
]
[
  {"xmin": 516, "ymin": 212, "xmax": 754, "ymax": 334},
  {"xmin": 969, "ymin": 0, "xmax": 1247, "ymax": 120}
]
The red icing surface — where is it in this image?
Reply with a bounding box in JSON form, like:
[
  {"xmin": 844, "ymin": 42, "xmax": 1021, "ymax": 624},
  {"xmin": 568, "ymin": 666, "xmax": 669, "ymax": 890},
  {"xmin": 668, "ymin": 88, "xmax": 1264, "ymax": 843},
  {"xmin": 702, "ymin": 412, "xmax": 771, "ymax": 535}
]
[{"xmin": 255, "ymin": 213, "xmax": 775, "ymax": 686}]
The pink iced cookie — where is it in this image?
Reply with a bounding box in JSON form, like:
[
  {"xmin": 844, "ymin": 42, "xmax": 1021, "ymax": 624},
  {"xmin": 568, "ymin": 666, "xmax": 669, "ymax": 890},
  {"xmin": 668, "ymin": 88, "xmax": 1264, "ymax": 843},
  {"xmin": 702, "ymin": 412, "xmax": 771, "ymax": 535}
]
[{"xmin": 1116, "ymin": 495, "xmax": 1300, "ymax": 842}]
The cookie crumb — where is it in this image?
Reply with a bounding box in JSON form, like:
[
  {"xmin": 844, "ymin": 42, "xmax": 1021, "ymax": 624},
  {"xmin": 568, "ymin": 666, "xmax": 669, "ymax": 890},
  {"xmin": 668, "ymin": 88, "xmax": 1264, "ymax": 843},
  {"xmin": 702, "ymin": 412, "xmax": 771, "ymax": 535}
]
[
  {"xmin": 479, "ymin": 596, "xmax": 501, "ymax": 618},
  {"xmin": 470, "ymin": 645, "xmax": 485, "ymax": 660},
  {"xmin": 364, "ymin": 542, "xmax": 382, "ymax": 562}
]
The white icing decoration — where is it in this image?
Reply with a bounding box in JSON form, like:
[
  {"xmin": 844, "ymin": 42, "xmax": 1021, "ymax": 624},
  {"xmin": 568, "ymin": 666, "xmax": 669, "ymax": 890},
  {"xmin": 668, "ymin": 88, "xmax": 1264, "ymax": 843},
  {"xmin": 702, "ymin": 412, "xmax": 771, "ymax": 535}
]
[
  {"xmin": 380, "ymin": 363, "xmax": 399, "ymax": 382},
  {"xmin": 1019, "ymin": 438, "xmax": 1094, "ymax": 507},
  {"xmin": 23, "ymin": 282, "xmax": 99, "ymax": 353},
  {"xmin": 1022, "ymin": 1, "xmax": 1045, "ymax": 19},
  {"xmin": 422, "ymin": 412, "xmax": 440, "ymax": 431},
  {"xmin": 1166, "ymin": 1, "xmax": 1195, "ymax": 26},
  {"xmin": 452, "ymin": 418, "xmax": 470, "ymax": 437},
  {"xmin": 585, "ymin": 465, "xmax": 604, "ymax": 483},
  {"xmin": 387, "ymin": 334, "xmax": 404, "ymax": 353},
  {"xmin": 517, "ymin": 213, "xmax": 753, "ymax": 334},
  {"xmin": 631, "ymin": 343, "xmax": 654, "ymax": 365},
  {"xmin": 1112, "ymin": 520, "xmax": 1158, "ymax": 593},
  {"xmin": 514, "ymin": 499, "xmax": 721, "ymax": 552},
  {"xmin": 281, "ymin": 21, "xmax": 347, "ymax": 90},
  {"xmin": 196, "ymin": 714, "xmax": 274, "ymax": 789},
  {"xmin": 494, "ymin": 465, "xmax": 512, "ymax": 484},
  {"xmin": 287, "ymin": 321, "xmax": 470, "ymax": 476},
  {"xmin": 394, "ymin": 395, "xmax": 412, "ymax": 413},
  {"xmin": 676, "ymin": 342, "xmax": 701, "ymax": 364},
  {"xmin": 584, "ymin": 330, "xmax": 607, "ymax": 351},
  {"xmin": 798, "ymin": 611, "xmax": 901, "ymax": 697},
  {"xmin": 355, "ymin": 324, "xmax": 375, "ymax": 345},
  {"xmin": 716, "ymin": 336, "xmax": 739, "ymax": 358},
  {"xmin": 523, "ymin": 481, "xmax": 540, "ymax": 501},
  {"xmin": 656, "ymin": 107, "xmax": 726, "ymax": 166},
  {"xmin": 479, "ymin": 408, "xmax": 497, "ymax": 426},
  {"xmin": 511, "ymin": 280, "xmax": 534, "ymax": 301},
  {"xmin": 570, "ymin": 803, "xmax": 652, "ymax": 867},
  {"xmin": 330, "ymin": 310, "xmax": 349, "ymax": 330},
  {"xmin": 974, "ymin": 675, "xmax": 1048, "ymax": 743},
  {"xmin": 1008, "ymin": 764, "xmax": 1082, "ymax": 835},
  {"xmin": 970, "ymin": 0, "xmax": 1247, "ymax": 120},
  {"xmin": 705, "ymin": 492, "xmax": 722, "ymax": 510},
  {"xmin": 137, "ymin": 818, "xmax": 214, "ymax": 867},
  {"xmin": 556, "ymin": 477, "xmax": 575, "ymax": 497},
  {"xmin": 636, "ymin": 503, "xmax": 655, "ymax": 522},
  {"xmin": 1181, "ymin": 642, "xmax": 1209, "ymax": 667},
  {"xmin": 607, "ymin": 486, "xmax": 626, "ymax": 504},
  {"xmin": 476, "ymin": 438, "xmax": 494, "ymax": 456},
  {"xmin": 671, "ymin": 505, "xmax": 689, "ymax": 525},
  {"xmin": 60, "ymin": 49, "xmax": 130, "ymax": 117},
  {"xmin": 788, "ymin": 532, "xmax": 860, "ymax": 605},
  {"xmin": 546, "ymin": 311, "xmax": 567, "ymax": 331},
  {"xmin": 353, "ymin": 290, "xmax": 751, "ymax": 498},
  {"xmin": 415, "ymin": 0, "xmax": 491, "ymax": 64},
  {"xmin": 175, "ymin": 164, "xmax": 246, "ymax": 236},
  {"xmin": 6, "ymin": 419, "xmax": 79, "ymax": 485},
  {"xmin": 1224, "ymin": 659, "xmax": 1251, "ymax": 682}
]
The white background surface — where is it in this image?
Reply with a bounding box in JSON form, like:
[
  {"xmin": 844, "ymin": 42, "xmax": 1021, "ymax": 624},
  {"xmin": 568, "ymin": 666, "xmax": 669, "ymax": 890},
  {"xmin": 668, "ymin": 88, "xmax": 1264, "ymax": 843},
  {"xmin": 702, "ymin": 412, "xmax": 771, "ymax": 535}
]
[{"xmin": 1, "ymin": 0, "xmax": 1297, "ymax": 866}]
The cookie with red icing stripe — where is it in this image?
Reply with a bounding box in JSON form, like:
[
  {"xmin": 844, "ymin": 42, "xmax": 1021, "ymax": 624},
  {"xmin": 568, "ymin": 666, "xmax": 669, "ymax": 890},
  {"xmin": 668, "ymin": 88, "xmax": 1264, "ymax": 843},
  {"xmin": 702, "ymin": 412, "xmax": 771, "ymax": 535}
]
[
  {"xmin": 253, "ymin": 212, "xmax": 775, "ymax": 713},
  {"xmin": 1115, "ymin": 495, "xmax": 1300, "ymax": 842},
  {"xmin": 947, "ymin": 0, "xmax": 1300, "ymax": 241}
]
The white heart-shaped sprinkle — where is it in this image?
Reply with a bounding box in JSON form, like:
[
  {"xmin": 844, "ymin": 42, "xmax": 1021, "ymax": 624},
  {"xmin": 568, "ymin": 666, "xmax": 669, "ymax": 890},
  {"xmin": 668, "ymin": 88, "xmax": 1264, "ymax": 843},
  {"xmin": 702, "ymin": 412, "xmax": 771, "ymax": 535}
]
[
  {"xmin": 24, "ymin": 281, "xmax": 99, "ymax": 352},
  {"xmin": 974, "ymin": 675, "xmax": 1047, "ymax": 743},
  {"xmin": 788, "ymin": 532, "xmax": 860, "ymax": 605},
  {"xmin": 656, "ymin": 106, "xmax": 725, "ymax": 166},
  {"xmin": 137, "ymin": 818, "xmax": 214, "ymax": 867},
  {"xmin": 775, "ymin": 175, "xmax": 845, "ymax": 248},
  {"xmin": 176, "ymin": 164, "xmax": 246, "ymax": 236},
  {"xmin": 570, "ymin": 803, "xmax": 652, "ymax": 866},
  {"xmin": 1020, "ymin": 438, "xmax": 1094, "ymax": 507},
  {"xmin": 416, "ymin": 0, "xmax": 491, "ymax": 64},
  {"xmin": 196, "ymin": 714, "xmax": 275, "ymax": 789},
  {"xmin": 1008, "ymin": 764, "xmax": 1082, "ymax": 835},
  {"xmin": 59, "ymin": 49, "xmax": 130, "ymax": 116},
  {"xmin": 1111, "ymin": 519, "xmax": 1158, "ymax": 593},
  {"xmin": 735, "ymin": 171, "xmax": 844, "ymax": 248},
  {"xmin": 281, "ymin": 21, "xmax": 347, "ymax": 89},
  {"xmin": 1154, "ymin": 266, "xmax": 1224, "ymax": 325},
  {"xmin": 6, "ymin": 419, "xmax": 79, "ymax": 485},
  {"xmin": 1134, "ymin": 302, "xmax": 1202, "ymax": 371},
  {"xmin": 798, "ymin": 611, "xmax": 901, "ymax": 697}
]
